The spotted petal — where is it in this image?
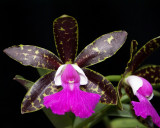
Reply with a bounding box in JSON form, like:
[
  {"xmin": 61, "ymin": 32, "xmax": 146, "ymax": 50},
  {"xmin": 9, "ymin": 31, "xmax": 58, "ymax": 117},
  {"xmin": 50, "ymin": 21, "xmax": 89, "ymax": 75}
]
[
  {"xmin": 130, "ymin": 36, "xmax": 160, "ymax": 72},
  {"xmin": 134, "ymin": 65, "xmax": 160, "ymax": 85},
  {"xmin": 21, "ymin": 71, "xmax": 61, "ymax": 113},
  {"xmin": 81, "ymin": 68, "xmax": 117, "ymax": 104},
  {"xmin": 53, "ymin": 15, "xmax": 78, "ymax": 63},
  {"xmin": 3, "ymin": 45, "xmax": 63, "ymax": 70},
  {"xmin": 74, "ymin": 31, "xmax": 127, "ymax": 68},
  {"xmin": 126, "ymin": 40, "xmax": 138, "ymax": 73},
  {"xmin": 116, "ymin": 40, "xmax": 138, "ymax": 109}
]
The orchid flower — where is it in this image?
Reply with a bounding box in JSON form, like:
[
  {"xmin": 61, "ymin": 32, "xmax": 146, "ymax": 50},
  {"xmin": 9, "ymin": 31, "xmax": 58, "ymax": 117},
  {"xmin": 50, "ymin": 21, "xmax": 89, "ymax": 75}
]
[
  {"xmin": 118, "ymin": 38, "xmax": 160, "ymax": 127},
  {"xmin": 125, "ymin": 75, "xmax": 160, "ymax": 127},
  {"xmin": 4, "ymin": 15, "xmax": 127, "ymax": 118}
]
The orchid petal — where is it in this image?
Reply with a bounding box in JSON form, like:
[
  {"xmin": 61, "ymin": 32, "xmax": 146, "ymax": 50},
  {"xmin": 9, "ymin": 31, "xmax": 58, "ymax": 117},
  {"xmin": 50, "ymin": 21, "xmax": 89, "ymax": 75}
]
[
  {"xmin": 148, "ymin": 93, "xmax": 154, "ymax": 101},
  {"xmin": 44, "ymin": 64, "xmax": 100, "ymax": 118},
  {"xmin": 71, "ymin": 64, "xmax": 88, "ymax": 85},
  {"xmin": 74, "ymin": 31, "xmax": 127, "ymax": 68},
  {"xmin": 134, "ymin": 65, "xmax": 160, "ymax": 86},
  {"xmin": 132, "ymin": 93, "xmax": 160, "ymax": 128},
  {"xmin": 3, "ymin": 45, "xmax": 63, "ymax": 70},
  {"xmin": 53, "ymin": 15, "xmax": 78, "ymax": 63},
  {"xmin": 137, "ymin": 77, "xmax": 153, "ymax": 100},
  {"xmin": 82, "ymin": 68, "xmax": 117, "ymax": 104},
  {"xmin": 117, "ymin": 40, "xmax": 138, "ymax": 101},
  {"xmin": 54, "ymin": 64, "xmax": 88, "ymax": 86},
  {"xmin": 125, "ymin": 40, "xmax": 138, "ymax": 73},
  {"xmin": 125, "ymin": 75, "xmax": 153, "ymax": 100},
  {"xmin": 125, "ymin": 75, "xmax": 143, "ymax": 95},
  {"xmin": 44, "ymin": 83, "xmax": 100, "ymax": 118},
  {"xmin": 54, "ymin": 64, "xmax": 66, "ymax": 86},
  {"xmin": 21, "ymin": 71, "xmax": 60, "ymax": 113},
  {"xmin": 131, "ymin": 36, "xmax": 160, "ymax": 72}
]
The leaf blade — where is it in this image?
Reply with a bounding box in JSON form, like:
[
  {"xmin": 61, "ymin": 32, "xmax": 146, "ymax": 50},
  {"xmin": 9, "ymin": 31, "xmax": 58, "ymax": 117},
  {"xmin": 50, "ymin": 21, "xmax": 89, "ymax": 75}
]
[
  {"xmin": 107, "ymin": 104, "xmax": 133, "ymax": 118},
  {"xmin": 110, "ymin": 118, "xmax": 147, "ymax": 128},
  {"xmin": 74, "ymin": 31, "xmax": 127, "ymax": 68},
  {"xmin": 14, "ymin": 75, "xmax": 33, "ymax": 90}
]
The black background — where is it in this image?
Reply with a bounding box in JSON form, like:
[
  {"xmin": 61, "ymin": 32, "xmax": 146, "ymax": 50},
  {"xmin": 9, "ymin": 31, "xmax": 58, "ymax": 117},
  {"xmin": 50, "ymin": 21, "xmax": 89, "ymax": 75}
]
[{"xmin": 1, "ymin": 0, "xmax": 160, "ymax": 128}]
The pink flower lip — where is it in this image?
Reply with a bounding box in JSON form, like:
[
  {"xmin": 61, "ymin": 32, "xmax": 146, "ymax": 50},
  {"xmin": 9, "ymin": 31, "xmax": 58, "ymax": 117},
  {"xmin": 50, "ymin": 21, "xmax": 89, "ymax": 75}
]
[
  {"xmin": 125, "ymin": 75, "xmax": 153, "ymax": 100},
  {"xmin": 61, "ymin": 64, "xmax": 80, "ymax": 84},
  {"xmin": 132, "ymin": 93, "xmax": 160, "ymax": 128},
  {"xmin": 137, "ymin": 77, "xmax": 153, "ymax": 100},
  {"xmin": 43, "ymin": 64, "xmax": 101, "ymax": 118}
]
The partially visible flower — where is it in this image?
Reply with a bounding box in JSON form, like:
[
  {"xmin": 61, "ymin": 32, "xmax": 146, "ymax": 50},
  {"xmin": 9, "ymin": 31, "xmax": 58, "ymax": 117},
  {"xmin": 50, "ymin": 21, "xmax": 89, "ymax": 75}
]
[
  {"xmin": 118, "ymin": 38, "xmax": 160, "ymax": 127},
  {"xmin": 125, "ymin": 75, "xmax": 160, "ymax": 127},
  {"xmin": 4, "ymin": 15, "xmax": 127, "ymax": 118}
]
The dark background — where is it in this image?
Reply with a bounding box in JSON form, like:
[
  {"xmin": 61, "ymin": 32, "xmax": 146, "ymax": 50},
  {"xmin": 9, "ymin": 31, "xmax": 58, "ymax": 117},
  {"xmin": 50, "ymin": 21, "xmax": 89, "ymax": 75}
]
[{"xmin": 1, "ymin": 0, "xmax": 160, "ymax": 128}]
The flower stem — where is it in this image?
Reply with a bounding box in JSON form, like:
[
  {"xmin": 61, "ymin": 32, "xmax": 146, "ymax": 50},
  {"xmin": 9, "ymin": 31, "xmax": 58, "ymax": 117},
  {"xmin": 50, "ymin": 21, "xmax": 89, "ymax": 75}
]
[{"xmin": 105, "ymin": 75, "xmax": 122, "ymax": 82}]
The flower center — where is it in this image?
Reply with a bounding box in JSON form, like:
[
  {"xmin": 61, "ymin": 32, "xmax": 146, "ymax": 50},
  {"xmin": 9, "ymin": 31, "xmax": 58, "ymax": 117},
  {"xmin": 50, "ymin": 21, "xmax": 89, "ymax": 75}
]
[
  {"xmin": 54, "ymin": 64, "xmax": 88, "ymax": 87},
  {"xmin": 61, "ymin": 64, "xmax": 80, "ymax": 90}
]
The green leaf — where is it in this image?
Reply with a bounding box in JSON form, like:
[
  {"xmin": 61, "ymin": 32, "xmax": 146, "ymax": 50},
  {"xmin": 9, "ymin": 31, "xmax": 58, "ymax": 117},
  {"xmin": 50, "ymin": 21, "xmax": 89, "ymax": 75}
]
[
  {"xmin": 130, "ymin": 36, "xmax": 160, "ymax": 72},
  {"xmin": 37, "ymin": 68, "xmax": 52, "ymax": 76},
  {"xmin": 74, "ymin": 31, "xmax": 127, "ymax": 68},
  {"xmin": 53, "ymin": 15, "xmax": 78, "ymax": 63},
  {"xmin": 110, "ymin": 118, "xmax": 147, "ymax": 128},
  {"xmin": 107, "ymin": 104, "xmax": 134, "ymax": 118},
  {"xmin": 43, "ymin": 108, "xmax": 74, "ymax": 128},
  {"xmin": 153, "ymin": 90, "xmax": 160, "ymax": 97},
  {"xmin": 74, "ymin": 94, "xmax": 131, "ymax": 128},
  {"xmin": 3, "ymin": 45, "xmax": 63, "ymax": 70},
  {"xmin": 14, "ymin": 75, "xmax": 33, "ymax": 90},
  {"xmin": 105, "ymin": 75, "xmax": 122, "ymax": 82},
  {"xmin": 82, "ymin": 68, "xmax": 117, "ymax": 105},
  {"xmin": 134, "ymin": 65, "xmax": 160, "ymax": 85},
  {"xmin": 73, "ymin": 103, "xmax": 111, "ymax": 128},
  {"xmin": 21, "ymin": 71, "xmax": 61, "ymax": 113}
]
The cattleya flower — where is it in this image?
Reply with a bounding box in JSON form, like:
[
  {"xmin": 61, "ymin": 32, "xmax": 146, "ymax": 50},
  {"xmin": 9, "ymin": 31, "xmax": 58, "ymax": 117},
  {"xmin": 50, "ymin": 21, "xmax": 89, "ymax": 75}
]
[
  {"xmin": 118, "ymin": 38, "xmax": 160, "ymax": 127},
  {"xmin": 4, "ymin": 15, "xmax": 127, "ymax": 118},
  {"xmin": 125, "ymin": 75, "xmax": 160, "ymax": 127}
]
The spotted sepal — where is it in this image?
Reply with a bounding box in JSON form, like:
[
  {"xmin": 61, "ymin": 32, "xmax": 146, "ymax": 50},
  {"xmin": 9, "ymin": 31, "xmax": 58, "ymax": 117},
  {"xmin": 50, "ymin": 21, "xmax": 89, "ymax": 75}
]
[
  {"xmin": 53, "ymin": 15, "xmax": 78, "ymax": 63},
  {"xmin": 117, "ymin": 40, "xmax": 138, "ymax": 101},
  {"xmin": 134, "ymin": 65, "xmax": 160, "ymax": 85},
  {"xmin": 126, "ymin": 40, "xmax": 138, "ymax": 72},
  {"xmin": 74, "ymin": 31, "xmax": 127, "ymax": 68},
  {"xmin": 81, "ymin": 68, "xmax": 117, "ymax": 105},
  {"xmin": 3, "ymin": 45, "xmax": 63, "ymax": 70},
  {"xmin": 21, "ymin": 71, "xmax": 61, "ymax": 114},
  {"xmin": 14, "ymin": 75, "xmax": 33, "ymax": 90},
  {"xmin": 131, "ymin": 36, "xmax": 160, "ymax": 72},
  {"xmin": 116, "ymin": 84, "xmax": 123, "ymax": 110}
]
